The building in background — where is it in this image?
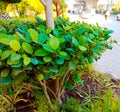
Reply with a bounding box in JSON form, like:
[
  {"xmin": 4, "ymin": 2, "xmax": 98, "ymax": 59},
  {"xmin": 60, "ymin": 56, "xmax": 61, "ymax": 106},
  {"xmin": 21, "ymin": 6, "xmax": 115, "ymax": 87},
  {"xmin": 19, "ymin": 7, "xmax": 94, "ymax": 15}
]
[
  {"xmin": 66, "ymin": 0, "xmax": 119, "ymax": 14},
  {"xmin": 66, "ymin": 0, "xmax": 98, "ymax": 12}
]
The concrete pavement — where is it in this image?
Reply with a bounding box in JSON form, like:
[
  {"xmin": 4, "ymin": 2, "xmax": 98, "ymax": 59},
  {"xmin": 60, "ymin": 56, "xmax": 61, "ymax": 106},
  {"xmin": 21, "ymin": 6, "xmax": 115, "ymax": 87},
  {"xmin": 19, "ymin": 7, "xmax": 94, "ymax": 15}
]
[{"xmin": 93, "ymin": 14, "xmax": 120, "ymax": 79}]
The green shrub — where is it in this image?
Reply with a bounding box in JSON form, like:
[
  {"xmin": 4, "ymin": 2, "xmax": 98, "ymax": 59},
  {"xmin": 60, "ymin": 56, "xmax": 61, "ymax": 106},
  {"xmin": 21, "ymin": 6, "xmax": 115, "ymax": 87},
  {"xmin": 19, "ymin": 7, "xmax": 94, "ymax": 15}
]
[
  {"xmin": 0, "ymin": 17, "xmax": 38, "ymax": 34},
  {"xmin": 0, "ymin": 17, "xmax": 114, "ymax": 109}
]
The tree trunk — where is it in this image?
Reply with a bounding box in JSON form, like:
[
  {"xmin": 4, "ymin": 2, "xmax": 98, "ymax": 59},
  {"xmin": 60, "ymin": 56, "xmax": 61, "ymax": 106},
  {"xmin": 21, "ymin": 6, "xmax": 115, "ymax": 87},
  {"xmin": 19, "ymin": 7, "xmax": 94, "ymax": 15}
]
[
  {"xmin": 45, "ymin": 0, "xmax": 54, "ymax": 29},
  {"xmin": 40, "ymin": 0, "xmax": 54, "ymax": 29}
]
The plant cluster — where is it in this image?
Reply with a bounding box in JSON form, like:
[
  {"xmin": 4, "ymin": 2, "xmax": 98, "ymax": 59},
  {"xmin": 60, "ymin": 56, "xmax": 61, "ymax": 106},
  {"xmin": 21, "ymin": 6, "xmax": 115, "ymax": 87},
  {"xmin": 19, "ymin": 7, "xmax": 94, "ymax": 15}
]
[{"xmin": 0, "ymin": 17, "xmax": 114, "ymax": 110}]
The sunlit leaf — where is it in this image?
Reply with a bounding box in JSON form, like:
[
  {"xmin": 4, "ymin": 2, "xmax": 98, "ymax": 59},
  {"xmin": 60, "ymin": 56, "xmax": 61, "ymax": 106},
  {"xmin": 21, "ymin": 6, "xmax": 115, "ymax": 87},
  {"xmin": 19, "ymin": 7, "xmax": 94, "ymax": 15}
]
[
  {"xmin": 7, "ymin": 58, "xmax": 19, "ymax": 65},
  {"xmin": 9, "ymin": 40, "xmax": 21, "ymax": 51},
  {"xmin": 0, "ymin": 38, "xmax": 9, "ymax": 45},
  {"xmin": 46, "ymin": 27, "xmax": 52, "ymax": 34},
  {"xmin": 78, "ymin": 46, "xmax": 87, "ymax": 51},
  {"xmin": 11, "ymin": 53, "xmax": 21, "ymax": 61},
  {"xmin": 37, "ymin": 74, "xmax": 44, "ymax": 80},
  {"xmin": 29, "ymin": 29, "xmax": 38, "ymax": 42},
  {"xmin": 43, "ymin": 56, "xmax": 52, "ymax": 63},
  {"xmin": 22, "ymin": 42, "xmax": 33, "ymax": 54},
  {"xmin": 1, "ymin": 50, "xmax": 10, "ymax": 60},
  {"xmin": 49, "ymin": 36, "xmax": 60, "ymax": 50},
  {"xmin": 23, "ymin": 56, "xmax": 31, "ymax": 65},
  {"xmin": 34, "ymin": 48, "xmax": 48, "ymax": 56},
  {"xmin": 59, "ymin": 51, "xmax": 67, "ymax": 56}
]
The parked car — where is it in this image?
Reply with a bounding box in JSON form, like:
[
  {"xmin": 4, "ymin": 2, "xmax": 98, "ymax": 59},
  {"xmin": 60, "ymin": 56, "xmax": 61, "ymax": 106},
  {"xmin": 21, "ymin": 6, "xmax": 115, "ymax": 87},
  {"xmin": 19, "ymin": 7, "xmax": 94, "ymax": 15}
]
[{"xmin": 117, "ymin": 14, "xmax": 120, "ymax": 21}]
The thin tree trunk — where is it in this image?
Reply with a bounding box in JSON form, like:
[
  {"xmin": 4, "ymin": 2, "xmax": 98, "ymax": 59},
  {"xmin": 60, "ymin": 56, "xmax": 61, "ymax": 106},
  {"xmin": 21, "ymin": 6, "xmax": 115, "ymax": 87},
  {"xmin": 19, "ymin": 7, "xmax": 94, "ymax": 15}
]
[
  {"xmin": 45, "ymin": 0, "xmax": 54, "ymax": 29},
  {"xmin": 41, "ymin": 0, "xmax": 54, "ymax": 29}
]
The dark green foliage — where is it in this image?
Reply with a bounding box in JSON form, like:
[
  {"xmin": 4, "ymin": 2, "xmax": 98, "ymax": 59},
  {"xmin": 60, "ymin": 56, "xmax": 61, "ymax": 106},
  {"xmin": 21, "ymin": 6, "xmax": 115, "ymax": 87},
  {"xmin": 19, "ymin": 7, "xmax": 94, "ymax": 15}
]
[{"xmin": 0, "ymin": 17, "xmax": 115, "ymax": 111}]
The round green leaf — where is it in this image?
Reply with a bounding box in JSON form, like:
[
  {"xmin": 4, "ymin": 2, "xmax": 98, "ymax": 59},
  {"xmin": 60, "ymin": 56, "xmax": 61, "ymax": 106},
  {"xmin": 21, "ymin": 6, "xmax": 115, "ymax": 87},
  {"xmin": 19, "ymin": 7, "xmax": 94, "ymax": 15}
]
[
  {"xmin": 22, "ymin": 42, "xmax": 33, "ymax": 54},
  {"xmin": 12, "ymin": 60, "xmax": 23, "ymax": 67},
  {"xmin": 28, "ymin": 29, "xmax": 38, "ymax": 42},
  {"xmin": 1, "ymin": 50, "xmax": 10, "ymax": 60},
  {"xmin": 38, "ymin": 33, "xmax": 48, "ymax": 44},
  {"xmin": 42, "ymin": 44, "xmax": 54, "ymax": 53},
  {"xmin": 37, "ymin": 74, "xmax": 44, "ymax": 80},
  {"xmin": 78, "ymin": 46, "xmax": 87, "ymax": 51},
  {"xmin": 34, "ymin": 48, "xmax": 48, "ymax": 56},
  {"xmin": 0, "ymin": 38, "xmax": 10, "ymax": 45},
  {"xmin": 9, "ymin": 40, "xmax": 21, "ymax": 51},
  {"xmin": 55, "ymin": 58, "xmax": 64, "ymax": 65},
  {"xmin": 31, "ymin": 58, "xmax": 39, "ymax": 65},
  {"xmin": 0, "ymin": 76, "xmax": 11, "ymax": 85},
  {"xmin": 49, "ymin": 66, "xmax": 58, "ymax": 73},
  {"xmin": 59, "ymin": 51, "xmax": 67, "ymax": 56},
  {"xmin": 23, "ymin": 56, "xmax": 31, "ymax": 65},
  {"xmin": 7, "ymin": 58, "xmax": 19, "ymax": 65},
  {"xmin": 11, "ymin": 53, "xmax": 21, "ymax": 61},
  {"xmin": 43, "ymin": 56, "xmax": 52, "ymax": 63},
  {"xmin": 49, "ymin": 36, "xmax": 60, "ymax": 50}
]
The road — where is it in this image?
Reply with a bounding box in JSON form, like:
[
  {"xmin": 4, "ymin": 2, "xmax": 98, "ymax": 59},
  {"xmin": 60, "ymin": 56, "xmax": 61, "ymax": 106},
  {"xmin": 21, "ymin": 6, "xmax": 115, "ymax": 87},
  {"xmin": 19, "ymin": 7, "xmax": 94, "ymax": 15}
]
[{"xmin": 69, "ymin": 14, "xmax": 120, "ymax": 79}]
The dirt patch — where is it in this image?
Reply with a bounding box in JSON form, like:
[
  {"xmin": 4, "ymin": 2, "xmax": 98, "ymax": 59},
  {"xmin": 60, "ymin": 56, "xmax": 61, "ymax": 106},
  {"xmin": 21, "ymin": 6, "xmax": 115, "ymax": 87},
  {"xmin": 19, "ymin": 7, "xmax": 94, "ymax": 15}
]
[{"xmin": 65, "ymin": 72, "xmax": 120, "ymax": 102}]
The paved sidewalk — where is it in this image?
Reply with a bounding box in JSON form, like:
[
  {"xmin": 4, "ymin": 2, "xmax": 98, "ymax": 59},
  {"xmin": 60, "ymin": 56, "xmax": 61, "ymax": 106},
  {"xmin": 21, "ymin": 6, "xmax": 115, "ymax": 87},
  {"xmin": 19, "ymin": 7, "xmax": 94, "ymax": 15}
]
[{"xmin": 93, "ymin": 15, "xmax": 120, "ymax": 79}]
